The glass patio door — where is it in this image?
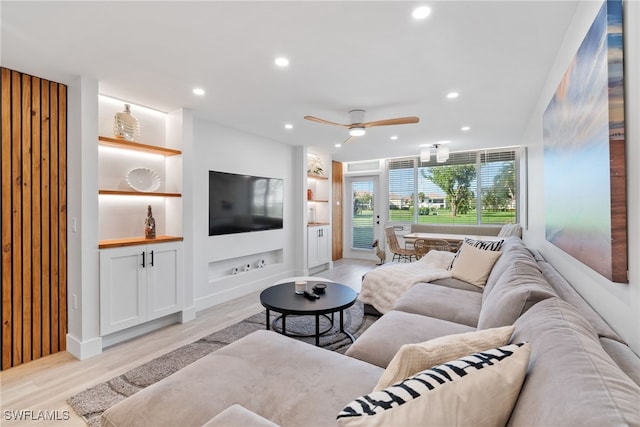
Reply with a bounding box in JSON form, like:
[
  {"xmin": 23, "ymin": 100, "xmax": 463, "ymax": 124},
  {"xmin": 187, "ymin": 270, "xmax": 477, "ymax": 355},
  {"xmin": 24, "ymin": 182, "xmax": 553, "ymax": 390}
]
[{"xmin": 348, "ymin": 176, "xmax": 378, "ymax": 250}]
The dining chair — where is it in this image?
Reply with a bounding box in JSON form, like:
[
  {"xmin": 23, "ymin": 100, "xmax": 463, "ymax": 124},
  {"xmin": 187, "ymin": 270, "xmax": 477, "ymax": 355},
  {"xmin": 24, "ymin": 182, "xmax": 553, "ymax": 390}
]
[
  {"xmin": 413, "ymin": 238, "xmax": 453, "ymax": 259},
  {"xmin": 384, "ymin": 227, "xmax": 417, "ymax": 262}
]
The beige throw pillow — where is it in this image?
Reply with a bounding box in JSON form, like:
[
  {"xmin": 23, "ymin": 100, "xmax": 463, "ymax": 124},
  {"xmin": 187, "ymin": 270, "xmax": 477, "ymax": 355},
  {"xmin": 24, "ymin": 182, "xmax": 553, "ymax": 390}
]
[
  {"xmin": 451, "ymin": 242, "xmax": 502, "ymax": 288},
  {"xmin": 374, "ymin": 325, "xmax": 515, "ymax": 391},
  {"xmin": 337, "ymin": 343, "xmax": 531, "ymax": 427}
]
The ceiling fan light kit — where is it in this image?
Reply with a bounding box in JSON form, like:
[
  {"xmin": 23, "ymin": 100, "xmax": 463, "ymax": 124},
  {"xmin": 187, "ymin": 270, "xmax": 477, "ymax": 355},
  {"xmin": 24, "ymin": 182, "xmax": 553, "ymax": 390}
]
[{"xmin": 349, "ymin": 127, "xmax": 366, "ymax": 137}]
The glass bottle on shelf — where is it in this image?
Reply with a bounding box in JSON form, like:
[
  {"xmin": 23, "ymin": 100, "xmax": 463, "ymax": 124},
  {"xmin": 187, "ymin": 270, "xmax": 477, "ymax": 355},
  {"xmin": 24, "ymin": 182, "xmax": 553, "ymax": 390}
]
[
  {"xmin": 113, "ymin": 103, "xmax": 141, "ymax": 142},
  {"xmin": 145, "ymin": 205, "xmax": 156, "ymax": 239}
]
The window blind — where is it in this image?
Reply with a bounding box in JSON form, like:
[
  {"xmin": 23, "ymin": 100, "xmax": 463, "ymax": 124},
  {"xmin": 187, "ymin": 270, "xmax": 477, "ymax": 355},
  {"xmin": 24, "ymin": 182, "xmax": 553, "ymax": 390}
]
[{"xmin": 387, "ymin": 149, "xmax": 518, "ymax": 225}]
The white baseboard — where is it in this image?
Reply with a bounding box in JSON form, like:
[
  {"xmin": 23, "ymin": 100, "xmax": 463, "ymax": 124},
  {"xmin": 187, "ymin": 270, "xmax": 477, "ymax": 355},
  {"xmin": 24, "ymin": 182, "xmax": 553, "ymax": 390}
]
[
  {"xmin": 66, "ymin": 334, "xmax": 103, "ymax": 360},
  {"xmin": 180, "ymin": 306, "xmax": 197, "ymax": 323}
]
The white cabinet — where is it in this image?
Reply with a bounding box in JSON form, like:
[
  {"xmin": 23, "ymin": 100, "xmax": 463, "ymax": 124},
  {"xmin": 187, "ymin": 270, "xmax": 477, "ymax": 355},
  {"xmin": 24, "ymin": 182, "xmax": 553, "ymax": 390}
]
[
  {"xmin": 100, "ymin": 241, "xmax": 183, "ymax": 335},
  {"xmin": 308, "ymin": 225, "xmax": 331, "ymax": 268}
]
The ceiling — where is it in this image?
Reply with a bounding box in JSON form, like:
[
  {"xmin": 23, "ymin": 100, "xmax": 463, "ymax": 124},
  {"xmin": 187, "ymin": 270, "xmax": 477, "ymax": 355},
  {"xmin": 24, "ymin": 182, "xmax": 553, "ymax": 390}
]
[{"xmin": 1, "ymin": 1, "xmax": 579, "ymax": 162}]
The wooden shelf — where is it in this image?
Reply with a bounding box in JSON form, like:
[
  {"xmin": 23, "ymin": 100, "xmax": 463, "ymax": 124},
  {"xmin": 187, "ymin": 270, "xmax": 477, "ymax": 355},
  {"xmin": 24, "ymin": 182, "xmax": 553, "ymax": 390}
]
[
  {"xmin": 308, "ymin": 199, "xmax": 328, "ymax": 203},
  {"xmin": 99, "ymin": 190, "xmax": 182, "ymax": 197},
  {"xmin": 99, "ymin": 235, "xmax": 184, "ymax": 249},
  {"xmin": 307, "ymin": 174, "xmax": 328, "ymax": 180},
  {"xmin": 99, "ymin": 136, "xmax": 182, "ymax": 156},
  {"xmin": 307, "ymin": 222, "xmax": 330, "ymax": 227}
]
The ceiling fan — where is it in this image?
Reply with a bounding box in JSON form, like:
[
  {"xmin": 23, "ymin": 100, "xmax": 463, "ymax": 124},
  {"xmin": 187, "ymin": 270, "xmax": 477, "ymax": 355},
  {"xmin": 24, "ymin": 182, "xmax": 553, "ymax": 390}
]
[{"xmin": 304, "ymin": 109, "xmax": 419, "ymax": 143}]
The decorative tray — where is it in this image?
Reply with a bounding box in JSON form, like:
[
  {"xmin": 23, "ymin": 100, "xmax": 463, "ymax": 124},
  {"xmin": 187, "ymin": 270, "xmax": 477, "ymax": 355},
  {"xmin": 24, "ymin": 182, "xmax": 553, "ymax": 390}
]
[{"xmin": 126, "ymin": 167, "xmax": 161, "ymax": 192}]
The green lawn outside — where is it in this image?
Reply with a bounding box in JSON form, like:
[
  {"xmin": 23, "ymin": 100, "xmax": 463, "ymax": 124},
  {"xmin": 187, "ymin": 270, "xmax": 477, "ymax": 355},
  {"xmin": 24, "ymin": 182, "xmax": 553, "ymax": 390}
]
[{"xmin": 382, "ymin": 209, "xmax": 515, "ymax": 224}]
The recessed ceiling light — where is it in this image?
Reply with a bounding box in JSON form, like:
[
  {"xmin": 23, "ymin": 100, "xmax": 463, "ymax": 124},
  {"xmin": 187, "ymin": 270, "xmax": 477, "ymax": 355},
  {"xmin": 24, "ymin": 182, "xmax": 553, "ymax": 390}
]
[
  {"xmin": 192, "ymin": 88, "xmax": 205, "ymax": 96},
  {"xmin": 390, "ymin": 135, "xmax": 398, "ymax": 140},
  {"xmin": 284, "ymin": 123, "xmax": 293, "ymax": 130},
  {"xmin": 335, "ymin": 143, "xmax": 342, "ymax": 148},
  {"xmin": 461, "ymin": 126, "xmax": 471, "ymax": 131},
  {"xmin": 274, "ymin": 57, "xmax": 289, "ymax": 67},
  {"xmin": 412, "ymin": 6, "xmax": 432, "ymax": 20},
  {"xmin": 446, "ymin": 92, "xmax": 459, "ymax": 99}
]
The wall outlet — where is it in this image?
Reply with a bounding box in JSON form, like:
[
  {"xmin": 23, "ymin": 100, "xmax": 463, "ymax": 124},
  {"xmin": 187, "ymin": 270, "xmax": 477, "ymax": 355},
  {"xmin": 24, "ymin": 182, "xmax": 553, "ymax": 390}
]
[{"xmin": 231, "ymin": 267, "xmax": 239, "ymax": 275}]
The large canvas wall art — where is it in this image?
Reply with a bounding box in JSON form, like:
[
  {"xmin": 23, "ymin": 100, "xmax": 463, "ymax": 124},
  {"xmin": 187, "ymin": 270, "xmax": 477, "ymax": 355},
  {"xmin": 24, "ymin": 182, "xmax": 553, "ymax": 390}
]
[{"xmin": 543, "ymin": 0, "xmax": 627, "ymax": 283}]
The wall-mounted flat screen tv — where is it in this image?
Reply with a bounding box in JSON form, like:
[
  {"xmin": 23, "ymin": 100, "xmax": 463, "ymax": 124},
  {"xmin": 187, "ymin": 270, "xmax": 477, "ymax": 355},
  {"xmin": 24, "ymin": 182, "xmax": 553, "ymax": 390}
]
[{"xmin": 209, "ymin": 170, "xmax": 284, "ymax": 236}]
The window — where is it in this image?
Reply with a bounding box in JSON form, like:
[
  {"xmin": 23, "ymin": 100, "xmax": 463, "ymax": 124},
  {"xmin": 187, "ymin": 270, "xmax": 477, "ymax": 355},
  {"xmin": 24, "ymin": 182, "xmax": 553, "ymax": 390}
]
[{"xmin": 387, "ymin": 149, "xmax": 519, "ymax": 225}]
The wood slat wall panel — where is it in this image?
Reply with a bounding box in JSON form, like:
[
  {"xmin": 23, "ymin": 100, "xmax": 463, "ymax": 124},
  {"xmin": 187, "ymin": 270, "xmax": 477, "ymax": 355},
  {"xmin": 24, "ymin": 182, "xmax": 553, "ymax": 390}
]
[
  {"xmin": 58, "ymin": 84, "xmax": 67, "ymax": 352},
  {"xmin": 0, "ymin": 68, "xmax": 67, "ymax": 369},
  {"xmin": 1, "ymin": 68, "xmax": 12, "ymax": 370},
  {"xmin": 50, "ymin": 83, "xmax": 59, "ymax": 354},
  {"xmin": 21, "ymin": 73, "xmax": 32, "ymax": 363},
  {"xmin": 41, "ymin": 80, "xmax": 51, "ymax": 357},
  {"xmin": 11, "ymin": 70, "xmax": 23, "ymax": 365},
  {"xmin": 31, "ymin": 77, "xmax": 42, "ymax": 360}
]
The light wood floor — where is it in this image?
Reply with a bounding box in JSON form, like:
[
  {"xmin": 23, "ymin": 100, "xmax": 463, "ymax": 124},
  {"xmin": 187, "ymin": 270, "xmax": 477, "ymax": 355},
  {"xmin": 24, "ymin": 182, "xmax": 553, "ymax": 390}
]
[{"xmin": 0, "ymin": 258, "xmax": 377, "ymax": 426}]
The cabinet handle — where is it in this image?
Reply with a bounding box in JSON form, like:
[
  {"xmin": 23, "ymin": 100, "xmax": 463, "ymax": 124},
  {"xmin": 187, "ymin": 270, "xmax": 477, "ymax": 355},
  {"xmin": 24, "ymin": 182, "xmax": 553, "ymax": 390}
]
[
  {"xmin": 142, "ymin": 251, "xmax": 146, "ymax": 268},
  {"xmin": 150, "ymin": 250, "xmax": 155, "ymax": 267}
]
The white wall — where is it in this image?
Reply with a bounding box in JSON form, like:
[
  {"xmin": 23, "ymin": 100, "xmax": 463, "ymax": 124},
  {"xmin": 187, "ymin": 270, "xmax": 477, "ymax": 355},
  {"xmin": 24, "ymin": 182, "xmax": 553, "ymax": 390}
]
[
  {"xmin": 66, "ymin": 76, "xmax": 102, "ymax": 359},
  {"xmin": 191, "ymin": 119, "xmax": 299, "ymax": 310},
  {"xmin": 523, "ymin": 0, "xmax": 639, "ymax": 354}
]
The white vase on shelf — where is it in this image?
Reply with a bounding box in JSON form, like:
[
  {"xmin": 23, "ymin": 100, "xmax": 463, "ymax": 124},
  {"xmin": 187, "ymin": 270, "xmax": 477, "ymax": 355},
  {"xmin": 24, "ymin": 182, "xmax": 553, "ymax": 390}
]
[{"xmin": 113, "ymin": 103, "xmax": 141, "ymax": 142}]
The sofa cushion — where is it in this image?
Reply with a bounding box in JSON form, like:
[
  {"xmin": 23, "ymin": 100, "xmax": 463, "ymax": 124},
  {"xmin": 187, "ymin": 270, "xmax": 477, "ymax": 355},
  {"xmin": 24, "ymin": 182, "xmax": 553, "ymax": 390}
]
[
  {"xmin": 392, "ymin": 283, "xmax": 482, "ymax": 327},
  {"xmin": 374, "ymin": 325, "xmax": 515, "ymax": 390},
  {"xmin": 600, "ymin": 337, "xmax": 640, "ymax": 387},
  {"xmin": 448, "ymin": 237, "xmax": 504, "ymax": 270},
  {"xmin": 477, "ymin": 259, "xmax": 556, "ymax": 329},
  {"xmin": 202, "ymin": 404, "xmax": 280, "ymax": 427},
  {"xmin": 497, "ymin": 223, "xmax": 522, "ymax": 238},
  {"xmin": 345, "ymin": 310, "xmax": 475, "ymax": 368},
  {"xmin": 508, "ymin": 298, "xmax": 640, "ymax": 426},
  {"xmin": 101, "ymin": 330, "xmax": 383, "ymax": 427},
  {"xmin": 450, "ymin": 242, "xmax": 502, "ymax": 288},
  {"xmin": 428, "ymin": 277, "xmax": 483, "ymax": 293},
  {"xmin": 338, "ymin": 343, "xmax": 530, "ymax": 427},
  {"xmin": 538, "ymin": 260, "xmax": 622, "ymax": 341},
  {"xmin": 483, "ymin": 237, "xmax": 537, "ymax": 295}
]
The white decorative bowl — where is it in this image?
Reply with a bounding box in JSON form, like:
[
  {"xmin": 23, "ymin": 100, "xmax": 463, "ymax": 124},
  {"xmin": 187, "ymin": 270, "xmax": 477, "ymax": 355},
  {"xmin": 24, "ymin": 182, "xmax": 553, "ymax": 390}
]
[{"xmin": 126, "ymin": 168, "xmax": 161, "ymax": 192}]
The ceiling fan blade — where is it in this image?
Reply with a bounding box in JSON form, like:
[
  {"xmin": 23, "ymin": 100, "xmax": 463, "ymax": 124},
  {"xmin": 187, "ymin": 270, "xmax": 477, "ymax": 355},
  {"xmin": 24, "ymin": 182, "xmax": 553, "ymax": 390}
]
[
  {"xmin": 362, "ymin": 117, "xmax": 420, "ymax": 128},
  {"xmin": 343, "ymin": 135, "xmax": 358, "ymax": 144},
  {"xmin": 304, "ymin": 115, "xmax": 350, "ymax": 128}
]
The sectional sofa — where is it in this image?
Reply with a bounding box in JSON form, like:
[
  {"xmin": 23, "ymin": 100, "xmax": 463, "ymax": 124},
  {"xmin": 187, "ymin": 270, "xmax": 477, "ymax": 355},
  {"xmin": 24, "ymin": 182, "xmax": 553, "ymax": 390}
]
[{"xmin": 100, "ymin": 237, "xmax": 640, "ymax": 427}]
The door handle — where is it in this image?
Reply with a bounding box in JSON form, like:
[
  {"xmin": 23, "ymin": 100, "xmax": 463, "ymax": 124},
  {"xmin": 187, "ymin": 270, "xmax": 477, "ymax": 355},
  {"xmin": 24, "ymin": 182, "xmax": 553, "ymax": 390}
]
[
  {"xmin": 141, "ymin": 251, "xmax": 146, "ymax": 268},
  {"xmin": 376, "ymin": 214, "xmax": 380, "ymax": 225},
  {"xmin": 150, "ymin": 250, "xmax": 155, "ymax": 267}
]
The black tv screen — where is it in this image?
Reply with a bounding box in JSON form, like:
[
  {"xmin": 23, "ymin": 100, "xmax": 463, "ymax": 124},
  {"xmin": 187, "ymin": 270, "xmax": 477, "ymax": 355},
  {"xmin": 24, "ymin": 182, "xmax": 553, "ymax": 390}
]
[{"xmin": 209, "ymin": 171, "xmax": 284, "ymax": 236}]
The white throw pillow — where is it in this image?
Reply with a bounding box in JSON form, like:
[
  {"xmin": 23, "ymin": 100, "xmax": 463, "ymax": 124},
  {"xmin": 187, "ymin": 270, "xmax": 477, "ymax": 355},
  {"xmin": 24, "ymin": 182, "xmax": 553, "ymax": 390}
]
[
  {"xmin": 374, "ymin": 325, "xmax": 515, "ymax": 390},
  {"xmin": 450, "ymin": 242, "xmax": 502, "ymax": 288},
  {"xmin": 448, "ymin": 237, "xmax": 504, "ymax": 270},
  {"xmin": 337, "ymin": 343, "xmax": 531, "ymax": 427}
]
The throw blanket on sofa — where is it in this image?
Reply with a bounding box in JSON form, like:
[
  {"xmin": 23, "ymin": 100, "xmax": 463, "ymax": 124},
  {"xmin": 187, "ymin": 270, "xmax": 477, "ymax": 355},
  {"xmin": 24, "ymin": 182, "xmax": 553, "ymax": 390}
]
[{"xmin": 359, "ymin": 250, "xmax": 455, "ymax": 314}]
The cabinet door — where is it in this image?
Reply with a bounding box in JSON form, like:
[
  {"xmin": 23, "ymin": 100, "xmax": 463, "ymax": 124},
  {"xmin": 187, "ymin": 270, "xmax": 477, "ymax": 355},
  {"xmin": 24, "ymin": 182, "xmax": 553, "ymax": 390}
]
[
  {"xmin": 317, "ymin": 226, "xmax": 331, "ymax": 264},
  {"xmin": 307, "ymin": 227, "xmax": 320, "ymax": 267},
  {"xmin": 146, "ymin": 242, "xmax": 183, "ymax": 320},
  {"xmin": 100, "ymin": 246, "xmax": 147, "ymax": 335}
]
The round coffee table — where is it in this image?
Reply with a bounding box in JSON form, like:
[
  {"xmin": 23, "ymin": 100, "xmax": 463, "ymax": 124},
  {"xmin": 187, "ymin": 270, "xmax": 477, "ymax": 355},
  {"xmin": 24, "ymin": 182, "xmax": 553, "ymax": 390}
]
[{"xmin": 259, "ymin": 281, "xmax": 357, "ymax": 346}]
